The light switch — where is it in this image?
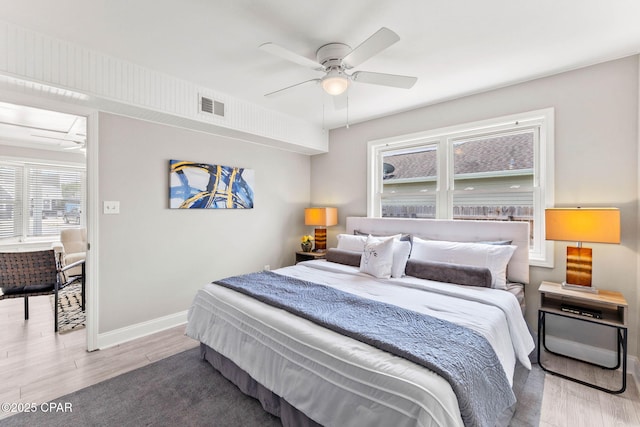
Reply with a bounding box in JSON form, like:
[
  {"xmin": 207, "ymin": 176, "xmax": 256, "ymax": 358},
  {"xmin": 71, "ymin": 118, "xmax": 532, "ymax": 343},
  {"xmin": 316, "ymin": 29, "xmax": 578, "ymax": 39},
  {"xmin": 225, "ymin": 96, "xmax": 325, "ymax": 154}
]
[{"xmin": 103, "ymin": 201, "xmax": 120, "ymax": 214}]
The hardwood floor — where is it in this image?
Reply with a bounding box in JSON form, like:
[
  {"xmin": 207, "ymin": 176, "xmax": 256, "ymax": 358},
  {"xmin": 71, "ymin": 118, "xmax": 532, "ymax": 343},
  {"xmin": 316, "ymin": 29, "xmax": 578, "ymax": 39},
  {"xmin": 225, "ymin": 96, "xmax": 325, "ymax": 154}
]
[
  {"xmin": 539, "ymin": 350, "xmax": 640, "ymax": 426},
  {"xmin": 0, "ymin": 295, "xmax": 198, "ymax": 421},
  {"xmin": 0, "ymin": 294, "xmax": 638, "ymax": 426}
]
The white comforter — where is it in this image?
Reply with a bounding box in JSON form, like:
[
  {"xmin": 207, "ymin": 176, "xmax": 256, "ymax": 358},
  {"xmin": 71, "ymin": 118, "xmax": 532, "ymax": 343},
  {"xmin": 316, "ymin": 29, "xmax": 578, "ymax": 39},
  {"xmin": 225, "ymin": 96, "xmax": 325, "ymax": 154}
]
[{"xmin": 186, "ymin": 260, "xmax": 535, "ymax": 427}]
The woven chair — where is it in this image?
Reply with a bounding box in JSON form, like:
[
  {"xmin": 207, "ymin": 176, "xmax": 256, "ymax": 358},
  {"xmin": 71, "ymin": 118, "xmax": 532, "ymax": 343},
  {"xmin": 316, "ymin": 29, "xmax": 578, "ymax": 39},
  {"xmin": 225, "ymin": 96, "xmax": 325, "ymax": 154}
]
[{"xmin": 0, "ymin": 249, "xmax": 84, "ymax": 332}]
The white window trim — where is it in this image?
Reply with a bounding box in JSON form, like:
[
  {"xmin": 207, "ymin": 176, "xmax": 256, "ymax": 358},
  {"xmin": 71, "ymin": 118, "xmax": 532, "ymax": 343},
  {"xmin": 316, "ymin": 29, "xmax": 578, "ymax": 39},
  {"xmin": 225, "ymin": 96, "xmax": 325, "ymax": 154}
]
[{"xmin": 367, "ymin": 108, "xmax": 555, "ymax": 267}]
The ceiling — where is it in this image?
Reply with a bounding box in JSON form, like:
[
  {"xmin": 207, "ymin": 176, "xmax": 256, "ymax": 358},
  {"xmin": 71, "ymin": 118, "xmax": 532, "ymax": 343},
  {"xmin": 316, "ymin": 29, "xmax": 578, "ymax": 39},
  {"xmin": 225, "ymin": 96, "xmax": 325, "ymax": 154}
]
[
  {"xmin": 0, "ymin": 102, "xmax": 86, "ymax": 152},
  {"xmin": 1, "ymin": 0, "xmax": 640, "ymax": 130}
]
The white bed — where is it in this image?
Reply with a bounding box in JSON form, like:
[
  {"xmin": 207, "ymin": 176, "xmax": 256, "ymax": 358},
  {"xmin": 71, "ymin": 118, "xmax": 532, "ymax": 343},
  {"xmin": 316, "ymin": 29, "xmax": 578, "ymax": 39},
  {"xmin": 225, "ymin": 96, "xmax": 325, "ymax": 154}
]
[{"xmin": 186, "ymin": 217, "xmax": 535, "ymax": 427}]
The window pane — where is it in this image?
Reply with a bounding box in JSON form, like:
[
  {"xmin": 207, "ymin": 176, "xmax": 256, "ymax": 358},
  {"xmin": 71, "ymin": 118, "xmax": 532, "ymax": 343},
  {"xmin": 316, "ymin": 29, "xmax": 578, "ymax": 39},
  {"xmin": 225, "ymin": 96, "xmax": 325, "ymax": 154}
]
[
  {"xmin": 383, "ymin": 145, "xmax": 437, "ymax": 185},
  {"xmin": 382, "ymin": 194, "xmax": 437, "ymax": 219},
  {"xmin": 0, "ymin": 165, "xmax": 23, "ymax": 239},
  {"xmin": 453, "ymin": 131, "xmax": 534, "ymax": 178},
  {"xmin": 453, "ymin": 131, "xmax": 535, "ymax": 246},
  {"xmin": 453, "ymin": 190, "xmax": 534, "ymax": 244},
  {"xmin": 381, "ymin": 145, "xmax": 437, "ymax": 218},
  {"xmin": 28, "ymin": 167, "xmax": 84, "ymax": 237}
]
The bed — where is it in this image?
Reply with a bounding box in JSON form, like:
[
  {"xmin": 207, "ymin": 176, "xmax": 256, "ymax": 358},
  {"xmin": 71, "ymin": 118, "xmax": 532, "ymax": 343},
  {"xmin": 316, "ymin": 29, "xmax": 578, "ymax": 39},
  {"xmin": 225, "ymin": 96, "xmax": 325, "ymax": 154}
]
[{"xmin": 186, "ymin": 217, "xmax": 535, "ymax": 427}]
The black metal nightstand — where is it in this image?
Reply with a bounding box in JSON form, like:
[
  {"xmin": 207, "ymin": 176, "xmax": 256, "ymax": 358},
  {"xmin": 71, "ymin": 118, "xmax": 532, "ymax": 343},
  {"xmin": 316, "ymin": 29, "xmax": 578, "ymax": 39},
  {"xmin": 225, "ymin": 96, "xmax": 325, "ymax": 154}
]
[{"xmin": 537, "ymin": 281, "xmax": 628, "ymax": 394}]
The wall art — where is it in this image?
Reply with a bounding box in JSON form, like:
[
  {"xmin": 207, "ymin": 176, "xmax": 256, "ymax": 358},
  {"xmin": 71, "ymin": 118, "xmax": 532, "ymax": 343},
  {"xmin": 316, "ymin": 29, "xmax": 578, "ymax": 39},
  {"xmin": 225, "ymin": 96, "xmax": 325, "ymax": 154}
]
[{"xmin": 169, "ymin": 160, "xmax": 254, "ymax": 209}]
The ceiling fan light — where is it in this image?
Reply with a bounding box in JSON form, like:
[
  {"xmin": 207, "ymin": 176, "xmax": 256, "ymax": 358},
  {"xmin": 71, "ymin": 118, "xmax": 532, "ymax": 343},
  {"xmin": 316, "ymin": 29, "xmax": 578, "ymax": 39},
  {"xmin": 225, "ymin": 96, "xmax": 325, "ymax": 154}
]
[{"xmin": 321, "ymin": 71, "xmax": 350, "ymax": 96}]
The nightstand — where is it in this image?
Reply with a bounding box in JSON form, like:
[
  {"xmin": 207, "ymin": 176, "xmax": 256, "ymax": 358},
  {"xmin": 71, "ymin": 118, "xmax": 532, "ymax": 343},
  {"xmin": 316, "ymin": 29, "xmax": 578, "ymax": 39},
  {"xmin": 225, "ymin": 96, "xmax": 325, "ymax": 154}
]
[
  {"xmin": 295, "ymin": 251, "xmax": 326, "ymax": 264},
  {"xmin": 537, "ymin": 281, "xmax": 628, "ymax": 394}
]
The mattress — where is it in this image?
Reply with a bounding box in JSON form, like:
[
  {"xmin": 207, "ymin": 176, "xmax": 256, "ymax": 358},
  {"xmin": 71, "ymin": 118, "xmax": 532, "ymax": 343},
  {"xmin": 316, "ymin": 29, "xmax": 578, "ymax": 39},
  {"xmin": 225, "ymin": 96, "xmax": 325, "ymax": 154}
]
[{"xmin": 186, "ymin": 260, "xmax": 534, "ymax": 427}]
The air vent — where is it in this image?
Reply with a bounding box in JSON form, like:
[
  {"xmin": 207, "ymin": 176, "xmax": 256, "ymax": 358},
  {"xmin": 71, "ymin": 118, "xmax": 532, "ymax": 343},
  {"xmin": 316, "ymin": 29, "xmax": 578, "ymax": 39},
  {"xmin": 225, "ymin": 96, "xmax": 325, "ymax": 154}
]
[{"xmin": 199, "ymin": 95, "xmax": 225, "ymax": 117}]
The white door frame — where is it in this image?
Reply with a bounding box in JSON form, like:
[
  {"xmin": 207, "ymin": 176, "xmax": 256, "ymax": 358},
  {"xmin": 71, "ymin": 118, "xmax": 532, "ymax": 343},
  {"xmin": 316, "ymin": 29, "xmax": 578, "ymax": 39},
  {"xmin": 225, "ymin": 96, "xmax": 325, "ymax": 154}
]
[{"xmin": 0, "ymin": 87, "xmax": 100, "ymax": 351}]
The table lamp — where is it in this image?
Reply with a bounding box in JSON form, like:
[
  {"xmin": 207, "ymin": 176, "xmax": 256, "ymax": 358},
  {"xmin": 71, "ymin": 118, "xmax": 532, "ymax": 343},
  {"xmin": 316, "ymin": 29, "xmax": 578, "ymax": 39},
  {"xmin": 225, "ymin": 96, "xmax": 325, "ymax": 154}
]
[
  {"xmin": 304, "ymin": 207, "xmax": 338, "ymax": 252},
  {"xmin": 545, "ymin": 207, "xmax": 620, "ymax": 293}
]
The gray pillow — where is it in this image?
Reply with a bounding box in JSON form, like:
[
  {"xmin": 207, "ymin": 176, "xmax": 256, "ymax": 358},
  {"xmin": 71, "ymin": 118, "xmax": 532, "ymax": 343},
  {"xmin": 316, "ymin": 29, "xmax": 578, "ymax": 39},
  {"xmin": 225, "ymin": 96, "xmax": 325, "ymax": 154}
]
[
  {"xmin": 405, "ymin": 259, "xmax": 492, "ymax": 288},
  {"xmin": 325, "ymin": 248, "xmax": 362, "ymax": 267}
]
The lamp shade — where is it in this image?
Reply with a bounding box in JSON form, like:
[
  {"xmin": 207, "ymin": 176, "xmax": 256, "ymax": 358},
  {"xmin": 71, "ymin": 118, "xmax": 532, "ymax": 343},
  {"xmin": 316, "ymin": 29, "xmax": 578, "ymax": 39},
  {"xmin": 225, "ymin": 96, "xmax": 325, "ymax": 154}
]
[
  {"xmin": 321, "ymin": 70, "xmax": 349, "ymax": 96},
  {"xmin": 304, "ymin": 207, "xmax": 338, "ymax": 227},
  {"xmin": 545, "ymin": 208, "xmax": 620, "ymax": 244}
]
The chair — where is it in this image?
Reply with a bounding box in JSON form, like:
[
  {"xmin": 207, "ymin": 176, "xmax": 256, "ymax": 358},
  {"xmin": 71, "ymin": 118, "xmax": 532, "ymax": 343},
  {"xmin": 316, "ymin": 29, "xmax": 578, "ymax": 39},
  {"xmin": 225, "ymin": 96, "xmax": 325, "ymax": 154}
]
[
  {"xmin": 58, "ymin": 228, "xmax": 87, "ymax": 279},
  {"xmin": 0, "ymin": 249, "xmax": 85, "ymax": 332}
]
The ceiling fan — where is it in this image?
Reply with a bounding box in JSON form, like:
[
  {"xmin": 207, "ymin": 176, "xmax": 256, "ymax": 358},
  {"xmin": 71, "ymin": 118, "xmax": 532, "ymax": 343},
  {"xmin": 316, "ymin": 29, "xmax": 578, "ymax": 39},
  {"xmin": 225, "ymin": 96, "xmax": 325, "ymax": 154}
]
[{"xmin": 260, "ymin": 27, "xmax": 417, "ymax": 107}]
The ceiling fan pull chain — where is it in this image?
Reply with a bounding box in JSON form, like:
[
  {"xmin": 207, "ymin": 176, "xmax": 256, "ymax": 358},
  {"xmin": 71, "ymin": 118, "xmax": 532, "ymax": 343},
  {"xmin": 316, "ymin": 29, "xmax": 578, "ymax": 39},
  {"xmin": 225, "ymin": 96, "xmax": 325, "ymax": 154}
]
[
  {"xmin": 346, "ymin": 93, "xmax": 349, "ymax": 129},
  {"xmin": 322, "ymin": 98, "xmax": 326, "ymax": 131}
]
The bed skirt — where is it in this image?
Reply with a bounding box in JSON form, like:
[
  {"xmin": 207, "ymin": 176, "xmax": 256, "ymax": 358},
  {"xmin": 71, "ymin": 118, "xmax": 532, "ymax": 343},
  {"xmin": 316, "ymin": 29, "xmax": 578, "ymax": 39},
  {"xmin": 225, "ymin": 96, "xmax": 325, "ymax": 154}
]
[
  {"xmin": 200, "ymin": 342, "xmax": 528, "ymax": 427},
  {"xmin": 200, "ymin": 343, "xmax": 322, "ymax": 427}
]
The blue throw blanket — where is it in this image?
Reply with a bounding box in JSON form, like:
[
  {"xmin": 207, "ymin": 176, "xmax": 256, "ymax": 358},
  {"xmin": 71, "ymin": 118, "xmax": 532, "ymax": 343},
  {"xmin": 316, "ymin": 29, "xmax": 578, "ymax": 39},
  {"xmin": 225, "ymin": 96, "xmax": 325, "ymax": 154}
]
[{"xmin": 214, "ymin": 271, "xmax": 515, "ymax": 427}]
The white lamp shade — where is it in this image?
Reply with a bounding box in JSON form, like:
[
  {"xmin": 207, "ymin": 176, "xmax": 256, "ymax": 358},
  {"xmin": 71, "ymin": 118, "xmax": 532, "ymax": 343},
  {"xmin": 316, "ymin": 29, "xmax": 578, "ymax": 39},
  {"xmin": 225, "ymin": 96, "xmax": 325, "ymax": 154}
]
[{"xmin": 321, "ymin": 70, "xmax": 349, "ymax": 95}]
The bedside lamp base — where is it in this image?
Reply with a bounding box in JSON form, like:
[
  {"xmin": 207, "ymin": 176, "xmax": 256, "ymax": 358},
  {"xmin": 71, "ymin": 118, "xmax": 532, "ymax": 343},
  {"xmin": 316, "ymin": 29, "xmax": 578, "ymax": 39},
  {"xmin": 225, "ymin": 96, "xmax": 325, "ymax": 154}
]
[{"xmin": 561, "ymin": 282, "xmax": 598, "ymax": 294}]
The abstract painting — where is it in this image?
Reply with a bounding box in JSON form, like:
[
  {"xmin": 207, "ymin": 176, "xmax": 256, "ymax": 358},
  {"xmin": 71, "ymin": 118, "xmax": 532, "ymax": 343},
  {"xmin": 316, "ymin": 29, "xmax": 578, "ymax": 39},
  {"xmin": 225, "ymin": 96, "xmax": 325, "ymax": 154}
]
[{"xmin": 169, "ymin": 160, "xmax": 254, "ymax": 209}]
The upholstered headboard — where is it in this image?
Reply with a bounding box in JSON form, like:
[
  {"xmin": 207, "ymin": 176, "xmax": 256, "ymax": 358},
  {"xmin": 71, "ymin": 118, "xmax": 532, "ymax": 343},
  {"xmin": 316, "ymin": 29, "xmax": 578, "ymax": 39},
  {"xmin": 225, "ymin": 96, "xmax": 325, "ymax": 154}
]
[{"xmin": 345, "ymin": 217, "xmax": 530, "ymax": 285}]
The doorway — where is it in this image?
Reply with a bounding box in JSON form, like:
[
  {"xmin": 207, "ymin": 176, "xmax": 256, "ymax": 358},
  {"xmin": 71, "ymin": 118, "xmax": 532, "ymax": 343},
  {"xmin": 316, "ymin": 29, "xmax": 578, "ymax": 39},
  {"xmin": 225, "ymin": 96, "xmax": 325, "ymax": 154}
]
[{"xmin": 0, "ymin": 100, "xmax": 88, "ymax": 346}]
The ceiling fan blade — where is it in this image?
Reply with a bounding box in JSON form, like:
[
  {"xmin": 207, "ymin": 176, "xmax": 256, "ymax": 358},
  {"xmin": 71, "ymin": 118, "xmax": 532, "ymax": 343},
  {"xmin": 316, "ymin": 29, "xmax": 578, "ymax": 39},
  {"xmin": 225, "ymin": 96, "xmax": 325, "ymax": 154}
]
[
  {"xmin": 259, "ymin": 42, "xmax": 323, "ymax": 70},
  {"xmin": 352, "ymin": 71, "xmax": 417, "ymax": 89},
  {"xmin": 333, "ymin": 92, "xmax": 348, "ymax": 110},
  {"xmin": 30, "ymin": 133, "xmax": 85, "ymax": 144},
  {"xmin": 63, "ymin": 145, "xmax": 86, "ymax": 151},
  {"xmin": 342, "ymin": 27, "xmax": 400, "ymax": 68},
  {"xmin": 264, "ymin": 79, "xmax": 321, "ymax": 98}
]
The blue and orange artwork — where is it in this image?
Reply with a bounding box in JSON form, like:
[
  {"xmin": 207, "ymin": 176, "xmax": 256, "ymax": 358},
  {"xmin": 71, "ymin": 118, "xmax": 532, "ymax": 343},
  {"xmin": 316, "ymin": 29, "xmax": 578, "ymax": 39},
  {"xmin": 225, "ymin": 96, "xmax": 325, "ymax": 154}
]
[{"xmin": 169, "ymin": 160, "xmax": 254, "ymax": 209}]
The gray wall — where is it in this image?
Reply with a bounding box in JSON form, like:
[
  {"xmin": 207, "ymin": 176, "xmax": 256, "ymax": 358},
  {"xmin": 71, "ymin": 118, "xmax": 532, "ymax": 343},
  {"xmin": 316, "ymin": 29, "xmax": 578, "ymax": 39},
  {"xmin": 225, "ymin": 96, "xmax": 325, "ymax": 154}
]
[
  {"xmin": 312, "ymin": 56, "xmax": 639, "ymax": 358},
  {"xmin": 98, "ymin": 113, "xmax": 310, "ymax": 332}
]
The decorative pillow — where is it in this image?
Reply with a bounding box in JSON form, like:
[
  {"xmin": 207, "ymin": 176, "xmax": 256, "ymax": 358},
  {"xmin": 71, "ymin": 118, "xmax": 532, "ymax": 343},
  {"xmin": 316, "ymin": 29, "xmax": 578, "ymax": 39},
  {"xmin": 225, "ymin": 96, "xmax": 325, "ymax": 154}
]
[
  {"xmin": 336, "ymin": 234, "xmax": 369, "ymax": 252},
  {"xmin": 354, "ymin": 230, "xmax": 410, "ymax": 243},
  {"xmin": 409, "ymin": 237, "xmax": 516, "ymax": 290},
  {"xmin": 405, "ymin": 259, "xmax": 492, "ymax": 288},
  {"xmin": 359, "ymin": 235, "xmax": 395, "ymax": 279},
  {"xmin": 325, "ymin": 248, "xmax": 362, "ymax": 267},
  {"xmin": 391, "ymin": 240, "xmax": 411, "ymax": 278},
  {"xmin": 337, "ymin": 233, "xmax": 410, "ymax": 278}
]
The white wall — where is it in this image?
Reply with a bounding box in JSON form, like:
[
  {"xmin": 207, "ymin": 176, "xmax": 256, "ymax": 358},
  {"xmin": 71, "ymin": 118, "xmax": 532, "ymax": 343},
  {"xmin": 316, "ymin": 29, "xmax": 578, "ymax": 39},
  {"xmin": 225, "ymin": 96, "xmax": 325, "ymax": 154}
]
[
  {"xmin": 97, "ymin": 113, "xmax": 310, "ymax": 333},
  {"xmin": 312, "ymin": 55, "xmax": 639, "ymax": 359}
]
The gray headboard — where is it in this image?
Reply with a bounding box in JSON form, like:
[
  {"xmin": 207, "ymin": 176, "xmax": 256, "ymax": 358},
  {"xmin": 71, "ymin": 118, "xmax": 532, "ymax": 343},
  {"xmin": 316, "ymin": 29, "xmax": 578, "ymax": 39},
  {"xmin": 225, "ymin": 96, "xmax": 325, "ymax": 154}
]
[{"xmin": 345, "ymin": 217, "xmax": 530, "ymax": 285}]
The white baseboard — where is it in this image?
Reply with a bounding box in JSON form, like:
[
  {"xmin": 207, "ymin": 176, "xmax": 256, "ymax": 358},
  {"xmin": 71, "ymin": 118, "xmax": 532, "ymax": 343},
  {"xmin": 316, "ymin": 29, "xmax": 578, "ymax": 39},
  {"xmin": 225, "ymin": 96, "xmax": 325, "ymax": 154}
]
[
  {"xmin": 544, "ymin": 335, "xmax": 638, "ymax": 385},
  {"xmin": 96, "ymin": 310, "xmax": 188, "ymax": 350}
]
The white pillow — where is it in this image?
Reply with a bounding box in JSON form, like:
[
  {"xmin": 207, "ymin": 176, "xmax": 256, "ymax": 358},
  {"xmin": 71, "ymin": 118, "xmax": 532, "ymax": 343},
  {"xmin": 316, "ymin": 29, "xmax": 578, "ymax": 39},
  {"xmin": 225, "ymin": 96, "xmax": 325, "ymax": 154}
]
[
  {"xmin": 336, "ymin": 234, "xmax": 368, "ymax": 252},
  {"xmin": 391, "ymin": 240, "xmax": 411, "ymax": 278},
  {"xmin": 359, "ymin": 235, "xmax": 395, "ymax": 279},
  {"xmin": 409, "ymin": 237, "xmax": 516, "ymax": 289}
]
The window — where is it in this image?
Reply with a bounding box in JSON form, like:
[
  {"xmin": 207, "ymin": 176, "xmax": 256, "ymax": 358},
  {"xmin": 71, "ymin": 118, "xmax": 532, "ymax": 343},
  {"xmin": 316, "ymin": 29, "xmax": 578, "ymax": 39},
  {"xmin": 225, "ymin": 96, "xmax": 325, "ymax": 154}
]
[
  {"xmin": 0, "ymin": 159, "xmax": 85, "ymax": 243},
  {"xmin": 368, "ymin": 109, "xmax": 554, "ymax": 266}
]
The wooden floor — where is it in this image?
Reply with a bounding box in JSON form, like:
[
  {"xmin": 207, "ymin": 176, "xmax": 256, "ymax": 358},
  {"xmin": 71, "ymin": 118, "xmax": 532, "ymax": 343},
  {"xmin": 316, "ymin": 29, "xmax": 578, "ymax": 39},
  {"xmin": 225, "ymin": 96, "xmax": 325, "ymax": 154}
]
[
  {"xmin": 0, "ymin": 295, "xmax": 198, "ymax": 421},
  {"xmin": 539, "ymin": 350, "xmax": 640, "ymax": 426},
  {"xmin": 0, "ymin": 295, "xmax": 638, "ymax": 426}
]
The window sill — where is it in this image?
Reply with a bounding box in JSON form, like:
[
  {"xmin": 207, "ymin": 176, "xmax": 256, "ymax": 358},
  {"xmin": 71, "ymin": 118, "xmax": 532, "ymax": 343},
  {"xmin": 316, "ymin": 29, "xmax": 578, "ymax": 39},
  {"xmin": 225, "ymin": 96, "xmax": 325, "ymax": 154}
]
[{"xmin": 0, "ymin": 239, "xmax": 59, "ymax": 252}]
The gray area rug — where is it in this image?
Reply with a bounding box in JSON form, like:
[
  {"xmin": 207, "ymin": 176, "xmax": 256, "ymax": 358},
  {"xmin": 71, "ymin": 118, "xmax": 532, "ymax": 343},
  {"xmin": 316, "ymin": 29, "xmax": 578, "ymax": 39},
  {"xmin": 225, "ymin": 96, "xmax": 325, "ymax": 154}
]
[
  {"xmin": 0, "ymin": 347, "xmax": 280, "ymax": 427},
  {"xmin": 510, "ymin": 361, "xmax": 545, "ymax": 426},
  {"xmin": 0, "ymin": 347, "xmax": 543, "ymax": 427}
]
